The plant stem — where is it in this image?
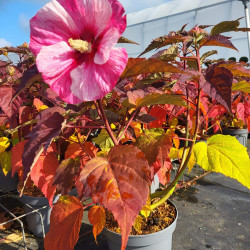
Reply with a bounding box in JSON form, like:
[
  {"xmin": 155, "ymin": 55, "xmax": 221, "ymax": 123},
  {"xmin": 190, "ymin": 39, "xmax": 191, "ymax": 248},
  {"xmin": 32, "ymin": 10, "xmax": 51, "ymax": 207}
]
[
  {"xmin": 173, "ymin": 137, "xmax": 194, "ymax": 142},
  {"xmin": 76, "ymin": 131, "xmax": 92, "ymax": 159},
  {"xmin": 150, "ymin": 89, "xmax": 201, "ymax": 209},
  {"xmin": 150, "ymin": 47, "xmax": 202, "ymax": 209},
  {"xmin": 116, "ymin": 108, "xmax": 129, "ymax": 138},
  {"xmin": 117, "ymin": 108, "xmax": 141, "ymax": 143},
  {"xmin": 176, "ymin": 171, "xmax": 211, "ymax": 190},
  {"xmin": 97, "ymin": 99, "xmax": 119, "ymax": 146},
  {"xmin": 66, "ymin": 125, "xmax": 105, "ymax": 129}
]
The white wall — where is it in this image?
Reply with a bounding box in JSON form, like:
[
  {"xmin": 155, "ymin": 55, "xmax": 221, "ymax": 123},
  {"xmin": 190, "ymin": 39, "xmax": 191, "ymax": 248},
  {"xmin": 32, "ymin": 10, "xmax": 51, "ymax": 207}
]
[{"xmin": 121, "ymin": 0, "xmax": 250, "ymax": 61}]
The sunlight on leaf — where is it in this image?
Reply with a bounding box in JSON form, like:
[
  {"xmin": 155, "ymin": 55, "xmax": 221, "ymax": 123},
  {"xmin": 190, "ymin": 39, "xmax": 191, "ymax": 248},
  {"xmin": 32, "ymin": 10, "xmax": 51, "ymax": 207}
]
[
  {"xmin": 0, "ymin": 212, "xmax": 13, "ymax": 230},
  {"xmin": 92, "ymin": 129, "xmax": 114, "ymax": 152},
  {"xmin": 133, "ymin": 215, "xmax": 143, "ymax": 234},
  {"xmin": 44, "ymin": 196, "xmax": 83, "ymax": 250},
  {"xmin": 0, "ymin": 137, "xmax": 9, "ymax": 154},
  {"xmin": 0, "ymin": 233, "xmax": 22, "ymax": 244},
  {"xmin": 88, "ymin": 205, "xmax": 106, "ymax": 243},
  {"xmin": 194, "ymin": 135, "xmax": 250, "ymax": 189},
  {"xmin": 232, "ymin": 81, "xmax": 250, "ymax": 93},
  {"xmin": 0, "ymin": 151, "xmax": 11, "ymax": 175},
  {"xmin": 211, "ymin": 19, "xmax": 240, "ymax": 36},
  {"xmin": 140, "ymin": 196, "xmax": 152, "ymax": 218}
]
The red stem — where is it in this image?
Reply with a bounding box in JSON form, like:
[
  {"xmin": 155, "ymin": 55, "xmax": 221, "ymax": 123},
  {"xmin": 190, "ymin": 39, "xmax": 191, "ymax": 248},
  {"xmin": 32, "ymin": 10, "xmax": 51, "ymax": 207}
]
[
  {"xmin": 117, "ymin": 107, "xmax": 141, "ymax": 143},
  {"xmin": 116, "ymin": 108, "xmax": 129, "ymax": 137},
  {"xmin": 173, "ymin": 137, "xmax": 194, "ymax": 142},
  {"xmin": 83, "ymin": 201, "xmax": 95, "ymax": 210},
  {"xmin": 76, "ymin": 132, "xmax": 92, "ymax": 159},
  {"xmin": 80, "ymin": 115, "xmax": 103, "ymax": 126},
  {"xmin": 97, "ymin": 99, "xmax": 119, "ymax": 145},
  {"xmin": 66, "ymin": 125, "xmax": 105, "ymax": 129}
]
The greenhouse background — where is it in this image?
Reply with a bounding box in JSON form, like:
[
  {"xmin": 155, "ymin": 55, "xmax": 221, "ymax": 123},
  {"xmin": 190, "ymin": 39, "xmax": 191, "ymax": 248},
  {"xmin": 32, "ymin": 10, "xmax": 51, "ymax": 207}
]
[{"xmin": 121, "ymin": 0, "xmax": 250, "ymax": 61}]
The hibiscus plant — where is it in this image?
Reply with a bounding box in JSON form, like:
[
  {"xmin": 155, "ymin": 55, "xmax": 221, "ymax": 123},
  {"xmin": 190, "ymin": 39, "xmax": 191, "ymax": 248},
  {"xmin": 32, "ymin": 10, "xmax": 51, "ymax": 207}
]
[{"xmin": 0, "ymin": 1, "xmax": 250, "ymax": 250}]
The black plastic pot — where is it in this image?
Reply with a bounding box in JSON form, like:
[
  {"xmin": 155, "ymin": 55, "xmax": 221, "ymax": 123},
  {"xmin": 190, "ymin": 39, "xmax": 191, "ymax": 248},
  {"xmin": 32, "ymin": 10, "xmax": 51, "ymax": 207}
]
[
  {"xmin": 103, "ymin": 200, "xmax": 178, "ymax": 250},
  {"xmin": 19, "ymin": 194, "xmax": 60, "ymax": 237},
  {"xmin": 0, "ymin": 169, "xmax": 18, "ymax": 192}
]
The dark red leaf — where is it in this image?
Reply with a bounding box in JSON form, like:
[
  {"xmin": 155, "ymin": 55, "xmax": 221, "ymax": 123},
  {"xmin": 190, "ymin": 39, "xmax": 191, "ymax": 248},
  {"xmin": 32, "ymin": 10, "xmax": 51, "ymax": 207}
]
[
  {"xmin": 203, "ymin": 65, "xmax": 233, "ymax": 111},
  {"xmin": 135, "ymin": 129, "xmax": 173, "ymax": 185},
  {"xmin": 30, "ymin": 144, "xmax": 59, "ymax": 207},
  {"xmin": 0, "ymin": 85, "xmax": 23, "ymax": 128},
  {"xmin": 148, "ymin": 106, "xmax": 167, "ymax": 129},
  {"xmin": 11, "ymin": 140, "xmax": 27, "ymax": 179},
  {"xmin": 19, "ymin": 106, "xmax": 37, "ymax": 137},
  {"xmin": 43, "ymin": 88, "xmax": 63, "ymax": 106},
  {"xmin": 64, "ymin": 141, "xmax": 98, "ymax": 166},
  {"xmin": 200, "ymin": 35, "xmax": 238, "ymax": 51},
  {"xmin": 208, "ymin": 104, "xmax": 227, "ymax": 118},
  {"xmin": 76, "ymin": 145, "xmax": 150, "ymax": 250},
  {"xmin": 0, "ymin": 85, "xmax": 14, "ymax": 118},
  {"xmin": 53, "ymin": 158, "xmax": 81, "ymax": 195},
  {"xmin": 121, "ymin": 58, "xmax": 187, "ymax": 78},
  {"xmin": 14, "ymin": 64, "xmax": 41, "ymax": 97},
  {"xmin": 22, "ymin": 107, "xmax": 65, "ymax": 180},
  {"xmin": 44, "ymin": 195, "xmax": 83, "ymax": 250}
]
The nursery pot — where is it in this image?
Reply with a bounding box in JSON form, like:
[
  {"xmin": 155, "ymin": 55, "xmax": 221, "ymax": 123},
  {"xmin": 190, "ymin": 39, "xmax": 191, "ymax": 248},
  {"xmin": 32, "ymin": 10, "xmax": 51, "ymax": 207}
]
[
  {"xmin": 103, "ymin": 200, "xmax": 178, "ymax": 250},
  {"xmin": 150, "ymin": 174, "xmax": 159, "ymax": 193},
  {"xmin": 19, "ymin": 194, "xmax": 60, "ymax": 237},
  {"xmin": 0, "ymin": 169, "xmax": 18, "ymax": 193},
  {"xmin": 222, "ymin": 128, "xmax": 248, "ymax": 146}
]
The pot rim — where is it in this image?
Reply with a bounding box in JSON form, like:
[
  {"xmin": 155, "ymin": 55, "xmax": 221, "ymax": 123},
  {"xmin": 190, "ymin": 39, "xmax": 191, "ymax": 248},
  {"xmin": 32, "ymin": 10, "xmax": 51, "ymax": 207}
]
[{"xmin": 103, "ymin": 199, "xmax": 178, "ymax": 238}]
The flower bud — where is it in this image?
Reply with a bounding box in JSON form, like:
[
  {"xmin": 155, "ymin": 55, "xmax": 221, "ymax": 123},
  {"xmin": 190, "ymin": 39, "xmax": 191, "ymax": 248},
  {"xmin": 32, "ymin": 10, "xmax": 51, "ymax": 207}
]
[
  {"xmin": 188, "ymin": 26, "xmax": 205, "ymax": 36},
  {"xmin": 6, "ymin": 66, "xmax": 15, "ymax": 76},
  {"xmin": 22, "ymin": 42, "xmax": 28, "ymax": 47}
]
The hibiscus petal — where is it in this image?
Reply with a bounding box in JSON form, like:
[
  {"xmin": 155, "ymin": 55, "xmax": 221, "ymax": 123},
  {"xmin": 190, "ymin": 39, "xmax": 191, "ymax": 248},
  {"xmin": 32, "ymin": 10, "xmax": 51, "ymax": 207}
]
[
  {"xmin": 94, "ymin": 27, "xmax": 120, "ymax": 65},
  {"xmin": 36, "ymin": 41, "xmax": 81, "ymax": 104},
  {"xmin": 108, "ymin": 0, "xmax": 127, "ymax": 34},
  {"xmin": 81, "ymin": 0, "xmax": 112, "ymax": 38},
  {"xmin": 30, "ymin": 0, "xmax": 80, "ymax": 56},
  {"xmin": 70, "ymin": 48, "xmax": 128, "ymax": 101}
]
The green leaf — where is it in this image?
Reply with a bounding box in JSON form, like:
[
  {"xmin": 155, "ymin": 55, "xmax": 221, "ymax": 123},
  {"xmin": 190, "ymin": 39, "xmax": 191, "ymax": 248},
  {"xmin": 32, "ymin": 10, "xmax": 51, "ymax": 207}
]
[
  {"xmin": 135, "ymin": 129, "xmax": 166, "ymax": 165},
  {"xmin": 126, "ymin": 93, "xmax": 186, "ymax": 108},
  {"xmin": 194, "ymin": 134, "xmax": 250, "ymax": 189},
  {"xmin": 118, "ymin": 36, "xmax": 139, "ymax": 45},
  {"xmin": 92, "ymin": 129, "xmax": 114, "ymax": 152},
  {"xmin": 0, "ymin": 151, "xmax": 11, "ymax": 176},
  {"xmin": 135, "ymin": 73, "xmax": 166, "ymax": 88},
  {"xmin": 187, "ymin": 59, "xmax": 198, "ymax": 70},
  {"xmin": 232, "ymin": 81, "xmax": 250, "ymax": 93},
  {"xmin": 200, "ymin": 50, "xmax": 218, "ymax": 64},
  {"xmin": 139, "ymin": 35, "xmax": 168, "ymax": 57},
  {"xmin": 0, "ymin": 137, "xmax": 10, "ymax": 154},
  {"xmin": 203, "ymin": 65, "xmax": 233, "ymax": 111},
  {"xmin": 135, "ymin": 129, "xmax": 173, "ymax": 185},
  {"xmin": 152, "ymin": 45, "xmax": 179, "ymax": 61},
  {"xmin": 218, "ymin": 63, "xmax": 250, "ymax": 78},
  {"xmin": 211, "ymin": 19, "xmax": 241, "ymax": 35}
]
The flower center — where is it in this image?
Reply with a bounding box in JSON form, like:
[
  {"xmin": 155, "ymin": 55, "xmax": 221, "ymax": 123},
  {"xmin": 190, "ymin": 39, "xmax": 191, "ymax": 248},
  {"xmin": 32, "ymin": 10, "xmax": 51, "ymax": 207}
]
[{"xmin": 68, "ymin": 38, "xmax": 91, "ymax": 53}]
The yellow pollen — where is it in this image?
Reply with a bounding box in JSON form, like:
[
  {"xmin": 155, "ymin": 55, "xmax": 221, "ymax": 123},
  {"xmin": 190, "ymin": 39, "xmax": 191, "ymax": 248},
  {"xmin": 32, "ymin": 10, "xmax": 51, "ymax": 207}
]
[{"xmin": 68, "ymin": 38, "xmax": 91, "ymax": 53}]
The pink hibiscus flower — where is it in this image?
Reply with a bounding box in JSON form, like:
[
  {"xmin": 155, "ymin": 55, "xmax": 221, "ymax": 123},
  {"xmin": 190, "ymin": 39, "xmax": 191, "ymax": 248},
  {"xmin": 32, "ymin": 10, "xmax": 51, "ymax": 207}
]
[{"xmin": 30, "ymin": 0, "xmax": 128, "ymax": 103}]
